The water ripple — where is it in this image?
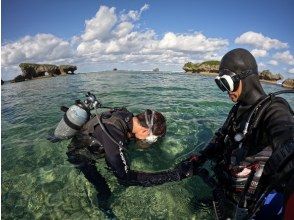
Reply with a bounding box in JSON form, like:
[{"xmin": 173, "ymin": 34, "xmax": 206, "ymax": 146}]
[{"xmin": 1, "ymin": 71, "xmax": 293, "ymax": 219}]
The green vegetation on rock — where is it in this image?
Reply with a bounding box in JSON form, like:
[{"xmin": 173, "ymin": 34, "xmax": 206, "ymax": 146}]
[{"xmin": 183, "ymin": 60, "xmax": 220, "ymax": 73}]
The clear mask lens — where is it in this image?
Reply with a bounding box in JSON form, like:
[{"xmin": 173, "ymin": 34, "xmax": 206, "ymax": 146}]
[{"xmin": 215, "ymin": 75, "xmax": 235, "ymax": 92}]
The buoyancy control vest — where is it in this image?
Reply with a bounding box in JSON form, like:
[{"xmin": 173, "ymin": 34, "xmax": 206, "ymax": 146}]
[
  {"xmin": 214, "ymin": 91, "xmax": 294, "ymax": 203},
  {"xmin": 71, "ymin": 108, "xmax": 133, "ymax": 155}
]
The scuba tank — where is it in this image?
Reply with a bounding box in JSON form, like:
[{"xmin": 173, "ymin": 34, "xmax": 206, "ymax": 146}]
[{"xmin": 53, "ymin": 92, "xmax": 101, "ymax": 140}]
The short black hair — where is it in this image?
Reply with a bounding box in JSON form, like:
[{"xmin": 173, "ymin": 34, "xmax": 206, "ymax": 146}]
[{"xmin": 136, "ymin": 109, "xmax": 166, "ymax": 137}]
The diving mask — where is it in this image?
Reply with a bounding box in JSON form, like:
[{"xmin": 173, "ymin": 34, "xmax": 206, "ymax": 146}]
[{"xmin": 215, "ymin": 69, "xmax": 253, "ymax": 92}]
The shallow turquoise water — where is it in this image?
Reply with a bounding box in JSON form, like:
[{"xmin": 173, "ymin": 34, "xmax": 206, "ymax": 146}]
[{"xmin": 1, "ymin": 71, "xmax": 293, "ymax": 219}]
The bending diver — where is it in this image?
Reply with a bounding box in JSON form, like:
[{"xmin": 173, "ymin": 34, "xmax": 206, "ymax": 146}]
[{"xmin": 50, "ymin": 92, "xmax": 198, "ymax": 217}]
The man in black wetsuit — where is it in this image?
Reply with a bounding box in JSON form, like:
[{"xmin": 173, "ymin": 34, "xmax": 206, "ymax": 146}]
[
  {"xmin": 182, "ymin": 48, "xmax": 294, "ymax": 219},
  {"xmin": 67, "ymin": 108, "xmax": 193, "ymax": 216}
]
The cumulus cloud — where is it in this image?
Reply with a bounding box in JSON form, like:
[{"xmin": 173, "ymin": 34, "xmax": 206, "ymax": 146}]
[
  {"xmin": 158, "ymin": 32, "xmax": 228, "ymax": 53},
  {"xmin": 235, "ymin": 31, "xmax": 288, "ymax": 50},
  {"xmin": 2, "ymin": 4, "xmax": 230, "ymax": 80},
  {"xmin": 251, "ymin": 49, "xmax": 267, "ymax": 57},
  {"xmin": 1, "ymin": 34, "xmax": 72, "ymax": 67},
  {"xmin": 120, "ymin": 4, "xmax": 149, "ymax": 21},
  {"xmin": 273, "ymin": 51, "xmax": 294, "ymax": 65},
  {"xmin": 81, "ymin": 6, "xmax": 117, "ymax": 41},
  {"xmin": 288, "ymin": 68, "xmax": 294, "ymax": 74},
  {"xmin": 268, "ymin": 60, "xmax": 278, "ymax": 66},
  {"xmin": 258, "ymin": 62, "xmax": 266, "ymax": 69},
  {"xmin": 114, "ymin": 22, "xmax": 134, "ymax": 37}
]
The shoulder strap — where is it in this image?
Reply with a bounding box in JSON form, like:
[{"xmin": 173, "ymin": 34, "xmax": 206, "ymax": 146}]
[{"xmin": 221, "ymin": 103, "xmax": 240, "ymax": 133}]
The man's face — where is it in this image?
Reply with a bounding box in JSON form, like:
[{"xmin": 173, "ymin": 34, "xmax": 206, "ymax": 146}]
[
  {"xmin": 228, "ymin": 80, "xmax": 242, "ymax": 102},
  {"xmin": 134, "ymin": 127, "xmax": 149, "ymax": 140}
]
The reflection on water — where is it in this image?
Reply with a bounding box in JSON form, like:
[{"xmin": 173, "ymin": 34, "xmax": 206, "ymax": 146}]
[{"xmin": 1, "ymin": 71, "xmax": 293, "ymax": 219}]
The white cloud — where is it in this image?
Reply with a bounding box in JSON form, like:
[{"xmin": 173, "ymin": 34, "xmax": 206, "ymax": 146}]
[
  {"xmin": 288, "ymin": 68, "xmax": 294, "ymax": 74},
  {"xmin": 1, "ymin": 4, "xmax": 230, "ymax": 80},
  {"xmin": 251, "ymin": 49, "xmax": 267, "ymax": 57},
  {"xmin": 140, "ymin": 4, "xmax": 150, "ymax": 12},
  {"xmin": 158, "ymin": 32, "xmax": 228, "ymax": 53},
  {"xmin": 273, "ymin": 50, "xmax": 294, "ymax": 65},
  {"xmin": 114, "ymin": 22, "xmax": 134, "ymax": 37},
  {"xmin": 120, "ymin": 4, "xmax": 149, "ymax": 21},
  {"xmin": 268, "ymin": 60, "xmax": 278, "ymax": 66},
  {"xmin": 258, "ymin": 62, "xmax": 266, "ymax": 69},
  {"xmin": 1, "ymin": 34, "xmax": 72, "ymax": 67},
  {"xmin": 81, "ymin": 6, "xmax": 117, "ymax": 41},
  {"xmin": 235, "ymin": 31, "xmax": 288, "ymax": 50}
]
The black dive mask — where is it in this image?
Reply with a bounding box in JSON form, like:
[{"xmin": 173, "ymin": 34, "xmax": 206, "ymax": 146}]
[{"xmin": 215, "ymin": 69, "xmax": 253, "ymax": 92}]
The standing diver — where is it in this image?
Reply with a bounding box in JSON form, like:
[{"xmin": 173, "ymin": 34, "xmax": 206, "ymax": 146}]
[
  {"xmin": 177, "ymin": 48, "xmax": 294, "ymax": 219},
  {"xmin": 51, "ymin": 93, "xmax": 197, "ymax": 218}
]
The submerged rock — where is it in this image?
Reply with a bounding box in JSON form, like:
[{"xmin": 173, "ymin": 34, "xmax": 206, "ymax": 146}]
[{"xmin": 282, "ymin": 79, "xmax": 294, "ymax": 89}]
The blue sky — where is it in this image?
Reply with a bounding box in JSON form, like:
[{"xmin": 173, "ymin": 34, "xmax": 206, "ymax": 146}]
[{"xmin": 2, "ymin": 0, "xmax": 294, "ymax": 80}]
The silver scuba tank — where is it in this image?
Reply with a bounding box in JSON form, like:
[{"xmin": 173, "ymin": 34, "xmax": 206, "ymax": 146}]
[
  {"xmin": 51, "ymin": 92, "xmax": 101, "ymax": 141},
  {"xmin": 54, "ymin": 104, "xmax": 89, "ymax": 139}
]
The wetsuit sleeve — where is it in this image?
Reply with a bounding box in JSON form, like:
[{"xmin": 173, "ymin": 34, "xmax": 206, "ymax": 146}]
[
  {"xmin": 263, "ymin": 97, "xmax": 294, "ymax": 150},
  {"xmin": 97, "ymin": 124, "xmax": 187, "ymax": 187},
  {"xmin": 262, "ymin": 98, "xmax": 294, "ymax": 176}
]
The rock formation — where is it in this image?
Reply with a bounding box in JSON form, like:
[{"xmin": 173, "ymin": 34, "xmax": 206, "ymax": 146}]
[
  {"xmin": 153, "ymin": 68, "xmax": 159, "ymax": 72},
  {"xmin": 282, "ymin": 79, "xmax": 294, "ymax": 89},
  {"xmin": 1, "ymin": 79, "xmax": 4, "ymax": 85},
  {"xmin": 259, "ymin": 70, "xmax": 282, "ymax": 81},
  {"xmin": 59, "ymin": 65, "xmax": 77, "ymax": 75},
  {"xmin": 11, "ymin": 63, "xmax": 77, "ymax": 83},
  {"xmin": 183, "ymin": 61, "xmax": 220, "ymax": 73},
  {"xmin": 12, "ymin": 75, "xmax": 26, "ymax": 83}
]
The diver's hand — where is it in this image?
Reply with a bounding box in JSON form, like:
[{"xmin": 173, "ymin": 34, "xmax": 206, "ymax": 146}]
[
  {"xmin": 182, "ymin": 154, "xmax": 206, "ymax": 174},
  {"xmin": 175, "ymin": 160, "xmax": 194, "ymax": 178},
  {"xmin": 190, "ymin": 154, "xmax": 206, "ymax": 169},
  {"xmin": 176, "ymin": 154, "xmax": 206, "ymax": 179}
]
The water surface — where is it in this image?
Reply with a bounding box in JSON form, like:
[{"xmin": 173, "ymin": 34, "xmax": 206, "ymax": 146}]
[{"xmin": 1, "ymin": 71, "xmax": 293, "ymax": 219}]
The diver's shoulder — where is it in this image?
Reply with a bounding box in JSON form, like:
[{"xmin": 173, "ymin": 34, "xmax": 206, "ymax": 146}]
[{"xmin": 265, "ymin": 95, "xmax": 293, "ymax": 116}]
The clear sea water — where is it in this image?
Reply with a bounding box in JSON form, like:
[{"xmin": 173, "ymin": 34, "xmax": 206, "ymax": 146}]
[{"xmin": 1, "ymin": 71, "xmax": 293, "ymax": 219}]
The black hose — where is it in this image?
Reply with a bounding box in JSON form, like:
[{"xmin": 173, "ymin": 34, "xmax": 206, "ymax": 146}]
[{"xmin": 243, "ymin": 90, "xmax": 294, "ymax": 135}]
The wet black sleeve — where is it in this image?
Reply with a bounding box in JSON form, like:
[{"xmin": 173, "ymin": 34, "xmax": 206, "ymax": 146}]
[
  {"xmin": 261, "ymin": 98, "xmax": 294, "ymax": 178},
  {"xmin": 96, "ymin": 124, "xmax": 185, "ymax": 187},
  {"xmin": 263, "ymin": 97, "xmax": 294, "ymax": 150}
]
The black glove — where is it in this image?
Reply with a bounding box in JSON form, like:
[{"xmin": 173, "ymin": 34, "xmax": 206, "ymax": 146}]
[
  {"xmin": 176, "ymin": 154, "xmax": 206, "ymax": 179},
  {"xmin": 188, "ymin": 154, "xmax": 206, "ymax": 170},
  {"xmin": 175, "ymin": 160, "xmax": 194, "ymax": 179}
]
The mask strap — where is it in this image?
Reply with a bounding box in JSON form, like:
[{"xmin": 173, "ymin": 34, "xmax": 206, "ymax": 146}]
[{"xmin": 145, "ymin": 110, "xmax": 155, "ymax": 133}]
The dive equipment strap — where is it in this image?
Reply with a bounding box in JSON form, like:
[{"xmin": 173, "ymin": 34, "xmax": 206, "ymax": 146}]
[
  {"xmin": 63, "ymin": 113, "xmax": 83, "ymax": 131},
  {"xmin": 233, "ymin": 162, "xmax": 260, "ymax": 220},
  {"xmin": 94, "ymin": 109, "xmax": 124, "ymax": 149}
]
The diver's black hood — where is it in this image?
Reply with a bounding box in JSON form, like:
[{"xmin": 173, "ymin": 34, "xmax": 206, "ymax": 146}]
[{"xmin": 219, "ymin": 48, "xmax": 266, "ymax": 106}]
